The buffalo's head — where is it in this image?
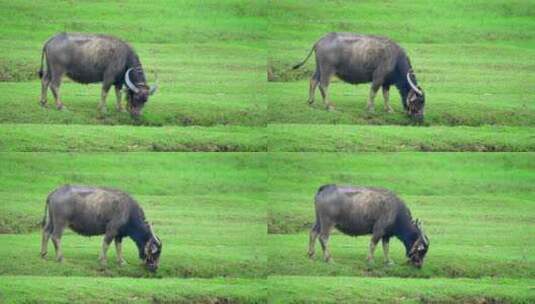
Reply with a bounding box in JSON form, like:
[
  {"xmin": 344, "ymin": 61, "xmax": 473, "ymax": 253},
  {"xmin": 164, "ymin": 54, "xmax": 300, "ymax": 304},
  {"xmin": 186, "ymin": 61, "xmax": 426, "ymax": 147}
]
[
  {"xmin": 143, "ymin": 223, "xmax": 162, "ymax": 272},
  {"xmin": 406, "ymin": 71, "xmax": 425, "ymax": 123},
  {"xmin": 125, "ymin": 67, "xmax": 158, "ymax": 117},
  {"xmin": 407, "ymin": 219, "xmax": 429, "ymax": 268}
]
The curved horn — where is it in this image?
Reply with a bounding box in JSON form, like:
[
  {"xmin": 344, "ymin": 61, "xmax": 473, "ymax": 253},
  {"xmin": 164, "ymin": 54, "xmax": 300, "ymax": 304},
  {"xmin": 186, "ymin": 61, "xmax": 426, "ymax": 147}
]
[
  {"xmin": 125, "ymin": 68, "xmax": 140, "ymax": 93},
  {"xmin": 148, "ymin": 222, "xmax": 161, "ymax": 245},
  {"xmin": 149, "ymin": 71, "xmax": 158, "ymax": 95},
  {"xmin": 416, "ymin": 220, "xmax": 429, "ymax": 245},
  {"xmin": 406, "ymin": 72, "xmax": 423, "ymax": 96}
]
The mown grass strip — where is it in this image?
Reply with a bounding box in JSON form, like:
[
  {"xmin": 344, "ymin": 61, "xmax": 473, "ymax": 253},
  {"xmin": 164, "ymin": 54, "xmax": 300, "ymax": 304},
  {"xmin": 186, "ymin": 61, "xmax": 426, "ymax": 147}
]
[
  {"xmin": 267, "ymin": 124, "xmax": 535, "ymax": 152},
  {"xmin": 0, "ymin": 276, "xmax": 267, "ymax": 304},
  {"xmin": 268, "ymin": 276, "xmax": 535, "ymax": 304},
  {"xmin": 0, "ymin": 124, "xmax": 267, "ymax": 152}
]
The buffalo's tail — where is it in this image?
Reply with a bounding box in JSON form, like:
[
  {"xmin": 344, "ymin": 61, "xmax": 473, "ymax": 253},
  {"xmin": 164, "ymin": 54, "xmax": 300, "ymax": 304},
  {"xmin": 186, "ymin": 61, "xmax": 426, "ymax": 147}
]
[
  {"xmin": 37, "ymin": 47, "xmax": 45, "ymax": 79},
  {"xmin": 41, "ymin": 197, "xmax": 49, "ymax": 228},
  {"xmin": 38, "ymin": 44, "xmax": 47, "ymax": 79},
  {"xmin": 292, "ymin": 43, "xmax": 316, "ymax": 70},
  {"xmin": 311, "ymin": 207, "xmax": 320, "ymax": 232}
]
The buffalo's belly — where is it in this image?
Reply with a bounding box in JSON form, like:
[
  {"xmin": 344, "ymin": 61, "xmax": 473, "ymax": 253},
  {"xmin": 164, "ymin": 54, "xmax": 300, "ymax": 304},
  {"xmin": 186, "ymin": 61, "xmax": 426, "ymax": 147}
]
[
  {"xmin": 335, "ymin": 65, "xmax": 373, "ymax": 84},
  {"xmin": 334, "ymin": 214, "xmax": 374, "ymax": 236},
  {"xmin": 66, "ymin": 67, "xmax": 103, "ymax": 84},
  {"xmin": 67, "ymin": 215, "xmax": 107, "ymax": 236}
]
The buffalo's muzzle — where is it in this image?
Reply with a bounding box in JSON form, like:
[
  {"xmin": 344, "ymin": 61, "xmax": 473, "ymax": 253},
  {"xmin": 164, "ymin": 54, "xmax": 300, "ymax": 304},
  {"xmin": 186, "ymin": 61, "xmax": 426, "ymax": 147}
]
[{"xmin": 410, "ymin": 113, "xmax": 424, "ymax": 125}]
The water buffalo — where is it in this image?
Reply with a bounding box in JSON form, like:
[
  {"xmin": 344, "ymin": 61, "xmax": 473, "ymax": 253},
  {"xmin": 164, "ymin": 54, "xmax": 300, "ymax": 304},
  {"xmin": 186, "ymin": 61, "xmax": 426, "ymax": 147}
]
[
  {"xmin": 41, "ymin": 185, "xmax": 162, "ymax": 272},
  {"xmin": 38, "ymin": 32, "xmax": 157, "ymax": 116},
  {"xmin": 308, "ymin": 184, "xmax": 429, "ymax": 268},
  {"xmin": 293, "ymin": 32, "xmax": 426, "ymax": 122}
]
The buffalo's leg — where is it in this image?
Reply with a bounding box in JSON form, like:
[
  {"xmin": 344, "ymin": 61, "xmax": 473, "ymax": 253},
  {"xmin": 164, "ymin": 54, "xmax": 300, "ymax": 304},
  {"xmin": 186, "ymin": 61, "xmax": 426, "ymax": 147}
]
[
  {"xmin": 367, "ymin": 235, "xmax": 381, "ymax": 264},
  {"xmin": 98, "ymin": 84, "xmax": 112, "ymax": 114},
  {"xmin": 318, "ymin": 64, "xmax": 335, "ymax": 111},
  {"xmin": 307, "ymin": 69, "xmax": 320, "ymax": 105},
  {"xmin": 382, "ymin": 237, "xmax": 394, "ymax": 265},
  {"xmin": 115, "ymin": 237, "xmax": 127, "ymax": 265},
  {"xmin": 308, "ymin": 221, "xmax": 320, "ymax": 258},
  {"xmin": 382, "ymin": 86, "xmax": 393, "ymax": 113},
  {"xmin": 49, "ymin": 72, "xmax": 64, "ymax": 110},
  {"xmin": 99, "ymin": 234, "xmax": 114, "ymax": 265},
  {"xmin": 367, "ymin": 84, "xmax": 381, "ymax": 113},
  {"xmin": 368, "ymin": 220, "xmax": 387, "ymax": 264},
  {"xmin": 50, "ymin": 222, "xmax": 65, "ymax": 262},
  {"xmin": 114, "ymin": 85, "xmax": 125, "ymax": 112},
  {"xmin": 39, "ymin": 73, "xmax": 50, "ymax": 107},
  {"xmin": 318, "ymin": 220, "xmax": 334, "ymax": 262},
  {"xmin": 40, "ymin": 222, "xmax": 52, "ymax": 258}
]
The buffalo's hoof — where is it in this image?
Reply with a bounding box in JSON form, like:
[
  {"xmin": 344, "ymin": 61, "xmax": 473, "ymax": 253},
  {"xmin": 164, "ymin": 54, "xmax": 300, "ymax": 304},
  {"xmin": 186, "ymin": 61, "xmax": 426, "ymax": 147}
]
[
  {"xmin": 324, "ymin": 257, "xmax": 333, "ymax": 263},
  {"xmin": 56, "ymin": 103, "xmax": 64, "ymax": 111},
  {"xmin": 385, "ymin": 107, "xmax": 394, "ymax": 113},
  {"xmin": 307, "ymin": 252, "xmax": 315, "ymax": 259},
  {"xmin": 326, "ymin": 105, "xmax": 336, "ymax": 112},
  {"xmin": 307, "ymin": 100, "xmax": 315, "ymax": 105},
  {"xmin": 40, "ymin": 252, "xmax": 47, "ymax": 259},
  {"xmin": 39, "ymin": 102, "xmax": 48, "ymax": 108},
  {"xmin": 56, "ymin": 256, "xmax": 64, "ymax": 263},
  {"xmin": 117, "ymin": 259, "xmax": 127, "ymax": 266}
]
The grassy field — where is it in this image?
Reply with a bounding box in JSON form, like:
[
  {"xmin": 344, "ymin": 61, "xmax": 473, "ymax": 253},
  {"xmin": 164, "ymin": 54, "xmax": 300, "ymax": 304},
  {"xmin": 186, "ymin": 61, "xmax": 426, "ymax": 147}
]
[
  {"xmin": 266, "ymin": 153, "xmax": 535, "ymax": 303},
  {"xmin": 0, "ymin": 0, "xmax": 266, "ymax": 127},
  {"xmin": 2, "ymin": 124, "xmax": 535, "ymax": 152},
  {"xmin": 0, "ymin": 124, "xmax": 267, "ymax": 152},
  {"xmin": 0, "ymin": 153, "xmax": 266, "ymax": 279},
  {"xmin": 0, "ymin": 0, "xmax": 532, "ymax": 152},
  {"xmin": 1, "ymin": 153, "xmax": 534, "ymax": 303},
  {"xmin": 267, "ymin": 0, "xmax": 535, "ymax": 126},
  {"xmin": 267, "ymin": 0, "xmax": 535, "ymax": 149},
  {"xmin": 1, "ymin": 0, "xmax": 535, "ymax": 303}
]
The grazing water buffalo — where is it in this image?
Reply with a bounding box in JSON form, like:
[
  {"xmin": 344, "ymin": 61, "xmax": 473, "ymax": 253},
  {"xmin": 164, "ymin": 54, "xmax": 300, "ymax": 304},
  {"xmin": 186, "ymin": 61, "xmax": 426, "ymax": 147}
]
[
  {"xmin": 41, "ymin": 185, "xmax": 162, "ymax": 272},
  {"xmin": 293, "ymin": 32, "xmax": 426, "ymax": 122},
  {"xmin": 308, "ymin": 184, "xmax": 429, "ymax": 268},
  {"xmin": 38, "ymin": 32, "xmax": 158, "ymax": 116}
]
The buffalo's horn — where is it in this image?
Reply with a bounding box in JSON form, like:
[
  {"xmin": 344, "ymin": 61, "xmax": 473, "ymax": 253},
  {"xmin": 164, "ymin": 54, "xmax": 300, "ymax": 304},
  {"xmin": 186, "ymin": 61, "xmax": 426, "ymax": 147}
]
[
  {"xmin": 406, "ymin": 72, "xmax": 423, "ymax": 96},
  {"xmin": 148, "ymin": 222, "xmax": 161, "ymax": 245},
  {"xmin": 417, "ymin": 220, "xmax": 430, "ymax": 245},
  {"xmin": 149, "ymin": 71, "xmax": 158, "ymax": 95},
  {"xmin": 125, "ymin": 68, "xmax": 140, "ymax": 93}
]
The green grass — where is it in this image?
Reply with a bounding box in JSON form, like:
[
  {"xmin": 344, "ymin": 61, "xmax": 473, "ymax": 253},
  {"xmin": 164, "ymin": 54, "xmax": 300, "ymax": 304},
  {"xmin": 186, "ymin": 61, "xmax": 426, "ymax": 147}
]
[
  {"xmin": 3, "ymin": 124, "xmax": 535, "ymax": 152},
  {"xmin": 1, "ymin": 153, "xmax": 533, "ymax": 302},
  {"xmin": 1, "ymin": 276, "xmax": 533, "ymax": 304},
  {"xmin": 267, "ymin": 124, "xmax": 535, "ymax": 152},
  {"xmin": 266, "ymin": 0, "xmax": 535, "ymax": 148},
  {"xmin": 0, "ymin": 276, "xmax": 267, "ymax": 303},
  {"xmin": 0, "ymin": 124, "xmax": 267, "ymax": 152},
  {"xmin": 0, "ymin": 153, "xmax": 266, "ymax": 279},
  {"xmin": 1, "ymin": 0, "xmax": 535, "ymax": 303},
  {"xmin": 0, "ymin": 0, "xmax": 267, "ymax": 127},
  {"xmin": 268, "ymin": 276, "xmax": 535, "ymax": 304},
  {"xmin": 1, "ymin": 0, "xmax": 534, "ymax": 152},
  {"xmin": 267, "ymin": 153, "xmax": 535, "ymax": 281}
]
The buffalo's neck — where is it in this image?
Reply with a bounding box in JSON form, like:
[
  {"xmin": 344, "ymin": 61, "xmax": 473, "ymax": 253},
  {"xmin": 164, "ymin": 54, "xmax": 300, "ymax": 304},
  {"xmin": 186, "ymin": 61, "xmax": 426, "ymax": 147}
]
[
  {"xmin": 395, "ymin": 227, "xmax": 419, "ymax": 256},
  {"xmin": 126, "ymin": 51, "xmax": 142, "ymax": 70},
  {"xmin": 394, "ymin": 54, "xmax": 414, "ymax": 108},
  {"xmin": 393, "ymin": 211, "xmax": 419, "ymax": 256},
  {"xmin": 126, "ymin": 218, "xmax": 151, "ymax": 259}
]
